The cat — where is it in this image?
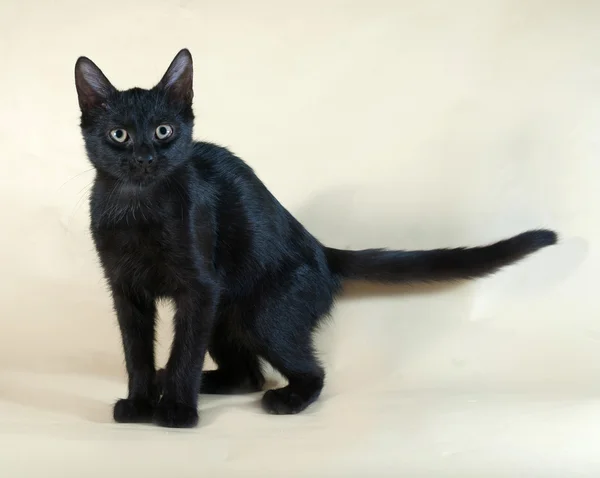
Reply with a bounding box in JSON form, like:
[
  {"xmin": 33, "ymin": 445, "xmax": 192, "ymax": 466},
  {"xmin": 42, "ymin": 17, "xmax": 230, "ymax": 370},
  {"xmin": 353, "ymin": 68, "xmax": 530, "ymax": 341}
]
[{"xmin": 74, "ymin": 48, "xmax": 557, "ymax": 429}]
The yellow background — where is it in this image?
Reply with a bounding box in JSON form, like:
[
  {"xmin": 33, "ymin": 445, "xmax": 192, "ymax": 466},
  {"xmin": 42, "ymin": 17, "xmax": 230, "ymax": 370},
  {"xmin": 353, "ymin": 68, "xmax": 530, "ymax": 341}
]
[{"xmin": 0, "ymin": 1, "xmax": 596, "ymax": 476}]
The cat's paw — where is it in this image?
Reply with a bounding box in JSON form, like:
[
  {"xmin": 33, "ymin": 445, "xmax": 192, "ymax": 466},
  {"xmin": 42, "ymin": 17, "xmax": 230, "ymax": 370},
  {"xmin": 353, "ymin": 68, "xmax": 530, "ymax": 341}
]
[
  {"xmin": 261, "ymin": 388, "xmax": 309, "ymax": 415},
  {"xmin": 113, "ymin": 398, "xmax": 154, "ymax": 423},
  {"xmin": 153, "ymin": 400, "xmax": 199, "ymax": 428}
]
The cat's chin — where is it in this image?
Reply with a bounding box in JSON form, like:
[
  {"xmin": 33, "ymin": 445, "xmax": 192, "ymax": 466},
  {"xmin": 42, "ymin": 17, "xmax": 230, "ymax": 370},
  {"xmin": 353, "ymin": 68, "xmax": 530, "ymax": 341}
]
[{"xmin": 118, "ymin": 176, "xmax": 161, "ymax": 195}]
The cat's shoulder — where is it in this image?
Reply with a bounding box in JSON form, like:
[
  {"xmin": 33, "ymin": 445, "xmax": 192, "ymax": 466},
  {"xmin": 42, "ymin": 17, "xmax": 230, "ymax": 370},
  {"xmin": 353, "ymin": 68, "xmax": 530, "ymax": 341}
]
[
  {"xmin": 191, "ymin": 141, "xmax": 235, "ymax": 161},
  {"xmin": 190, "ymin": 141, "xmax": 255, "ymax": 176}
]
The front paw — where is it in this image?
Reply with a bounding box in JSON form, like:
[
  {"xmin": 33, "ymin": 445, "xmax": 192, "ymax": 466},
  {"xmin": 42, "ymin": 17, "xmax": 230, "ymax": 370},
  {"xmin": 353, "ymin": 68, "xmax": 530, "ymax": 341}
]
[
  {"xmin": 113, "ymin": 398, "xmax": 154, "ymax": 423},
  {"xmin": 153, "ymin": 399, "xmax": 199, "ymax": 428}
]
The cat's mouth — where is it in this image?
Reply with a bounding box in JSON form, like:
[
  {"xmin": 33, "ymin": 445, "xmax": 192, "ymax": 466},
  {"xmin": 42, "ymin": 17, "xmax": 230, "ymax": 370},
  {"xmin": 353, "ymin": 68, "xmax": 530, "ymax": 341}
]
[
  {"xmin": 122, "ymin": 176, "xmax": 155, "ymax": 189},
  {"xmin": 125, "ymin": 166, "xmax": 161, "ymax": 187},
  {"xmin": 117, "ymin": 178, "xmax": 160, "ymax": 199}
]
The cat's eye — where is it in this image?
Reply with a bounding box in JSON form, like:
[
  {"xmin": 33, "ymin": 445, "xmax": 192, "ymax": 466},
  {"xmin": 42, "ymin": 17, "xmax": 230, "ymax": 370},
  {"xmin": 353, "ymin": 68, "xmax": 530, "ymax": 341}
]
[
  {"xmin": 155, "ymin": 124, "xmax": 173, "ymax": 141},
  {"xmin": 109, "ymin": 128, "xmax": 129, "ymax": 143}
]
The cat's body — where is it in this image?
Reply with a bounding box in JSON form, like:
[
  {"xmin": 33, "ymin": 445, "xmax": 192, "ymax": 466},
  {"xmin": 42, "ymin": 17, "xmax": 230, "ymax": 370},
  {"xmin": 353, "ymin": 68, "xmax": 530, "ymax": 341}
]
[
  {"xmin": 92, "ymin": 141, "xmax": 338, "ymax": 423},
  {"xmin": 76, "ymin": 49, "xmax": 557, "ymax": 428}
]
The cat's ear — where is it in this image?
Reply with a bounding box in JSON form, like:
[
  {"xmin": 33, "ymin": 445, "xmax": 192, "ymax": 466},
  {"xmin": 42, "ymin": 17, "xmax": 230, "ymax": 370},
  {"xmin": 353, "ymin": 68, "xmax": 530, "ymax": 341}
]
[
  {"xmin": 74, "ymin": 57, "xmax": 116, "ymax": 112},
  {"xmin": 157, "ymin": 49, "xmax": 194, "ymax": 104}
]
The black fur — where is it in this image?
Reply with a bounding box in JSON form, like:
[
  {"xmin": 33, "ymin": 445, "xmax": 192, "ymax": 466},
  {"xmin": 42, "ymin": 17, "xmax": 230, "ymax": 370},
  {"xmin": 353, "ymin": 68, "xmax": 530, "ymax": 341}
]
[{"xmin": 74, "ymin": 49, "xmax": 558, "ymax": 428}]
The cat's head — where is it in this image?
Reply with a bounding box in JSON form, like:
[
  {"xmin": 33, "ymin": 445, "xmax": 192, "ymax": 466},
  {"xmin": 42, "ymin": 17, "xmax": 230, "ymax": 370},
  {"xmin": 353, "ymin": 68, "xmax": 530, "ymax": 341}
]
[{"xmin": 75, "ymin": 49, "xmax": 195, "ymax": 186}]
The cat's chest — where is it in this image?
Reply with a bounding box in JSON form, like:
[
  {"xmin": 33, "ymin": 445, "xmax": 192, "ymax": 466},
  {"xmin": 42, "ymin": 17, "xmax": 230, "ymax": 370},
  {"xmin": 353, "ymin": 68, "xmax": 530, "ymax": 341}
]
[{"xmin": 94, "ymin": 219, "xmax": 192, "ymax": 293}]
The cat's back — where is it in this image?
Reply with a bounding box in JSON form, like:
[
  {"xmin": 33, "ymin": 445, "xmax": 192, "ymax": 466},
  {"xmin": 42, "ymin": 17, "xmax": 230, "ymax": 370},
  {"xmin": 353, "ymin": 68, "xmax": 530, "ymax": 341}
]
[
  {"xmin": 189, "ymin": 141, "xmax": 283, "ymax": 213},
  {"xmin": 190, "ymin": 141, "xmax": 255, "ymax": 179},
  {"xmin": 188, "ymin": 141, "xmax": 323, "ymax": 283}
]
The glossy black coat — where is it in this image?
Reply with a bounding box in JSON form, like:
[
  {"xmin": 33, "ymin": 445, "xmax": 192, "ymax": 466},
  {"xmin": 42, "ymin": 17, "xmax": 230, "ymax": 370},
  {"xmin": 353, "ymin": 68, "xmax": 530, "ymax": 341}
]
[{"xmin": 75, "ymin": 49, "xmax": 557, "ymax": 428}]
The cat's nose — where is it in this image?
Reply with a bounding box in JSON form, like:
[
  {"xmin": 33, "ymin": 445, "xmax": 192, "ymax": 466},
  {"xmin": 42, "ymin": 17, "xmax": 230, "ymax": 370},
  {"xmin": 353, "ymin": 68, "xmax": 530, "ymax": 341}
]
[{"xmin": 134, "ymin": 153, "xmax": 154, "ymax": 165}]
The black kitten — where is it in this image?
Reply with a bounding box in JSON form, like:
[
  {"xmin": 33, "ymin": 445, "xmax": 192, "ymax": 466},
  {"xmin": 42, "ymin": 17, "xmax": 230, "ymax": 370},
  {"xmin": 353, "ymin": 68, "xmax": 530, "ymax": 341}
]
[{"xmin": 74, "ymin": 49, "xmax": 557, "ymax": 429}]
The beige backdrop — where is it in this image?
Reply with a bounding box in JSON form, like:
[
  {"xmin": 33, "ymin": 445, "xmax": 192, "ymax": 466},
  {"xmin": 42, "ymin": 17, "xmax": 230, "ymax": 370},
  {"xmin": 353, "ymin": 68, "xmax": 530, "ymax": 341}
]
[{"xmin": 0, "ymin": 0, "xmax": 597, "ymax": 476}]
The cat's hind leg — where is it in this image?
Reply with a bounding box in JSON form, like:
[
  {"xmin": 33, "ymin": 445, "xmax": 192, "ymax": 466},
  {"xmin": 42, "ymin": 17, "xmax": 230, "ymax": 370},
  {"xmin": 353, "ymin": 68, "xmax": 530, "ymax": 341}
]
[
  {"xmin": 155, "ymin": 313, "xmax": 264, "ymax": 395},
  {"xmin": 260, "ymin": 336, "xmax": 325, "ymax": 415},
  {"xmin": 201, "ymin": 321, "xmax": 265, "ymax": 394},
  {"xmin": 254, "ymin": 265, "xmax": 333, "ymax": 415}
]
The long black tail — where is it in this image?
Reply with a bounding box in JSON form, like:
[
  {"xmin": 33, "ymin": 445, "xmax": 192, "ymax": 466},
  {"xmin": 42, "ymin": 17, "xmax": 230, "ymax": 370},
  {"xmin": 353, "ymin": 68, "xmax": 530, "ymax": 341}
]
[{"xmin": 325, "ymin": 229, "xmax": 557, "ymax": 283}]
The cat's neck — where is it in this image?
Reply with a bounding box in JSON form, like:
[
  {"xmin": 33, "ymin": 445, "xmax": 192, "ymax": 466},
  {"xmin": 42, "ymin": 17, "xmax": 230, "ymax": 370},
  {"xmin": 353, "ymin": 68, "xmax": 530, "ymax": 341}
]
[
  {"xmin": 91, "ymin": 170, "xmax": 187, "ymax": 227},
  {"xmin": 93, "ymin": 170, "xmax": 167, "ymax": 202}
]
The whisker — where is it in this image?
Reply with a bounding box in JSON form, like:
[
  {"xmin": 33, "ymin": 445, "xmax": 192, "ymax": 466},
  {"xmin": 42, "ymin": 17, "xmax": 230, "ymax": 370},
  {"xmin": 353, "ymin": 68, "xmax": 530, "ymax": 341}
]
[
  {"xmin": 66, "ymin": 181, "xmax": 94, "ymax": 231},
  {"xmin": 57, "ymin": 168, "xmax": 95, "ymax": 191}
]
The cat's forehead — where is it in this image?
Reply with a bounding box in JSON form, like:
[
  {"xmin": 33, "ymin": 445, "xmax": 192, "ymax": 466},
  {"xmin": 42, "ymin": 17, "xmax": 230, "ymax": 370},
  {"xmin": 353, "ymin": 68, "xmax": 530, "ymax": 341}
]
[{"xmin": 107, "ymin": 87, "xmax": 173, "ymax": 122}]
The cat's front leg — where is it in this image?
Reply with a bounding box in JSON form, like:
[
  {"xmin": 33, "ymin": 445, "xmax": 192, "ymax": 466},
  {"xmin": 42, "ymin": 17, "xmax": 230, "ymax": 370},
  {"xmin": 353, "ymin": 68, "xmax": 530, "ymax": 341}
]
[
  {"xmin": 154, "ymin": 281, "xmax": 217, "ymax": 428},
  {"xmin": 111, "ymin": 288, "xmax": 158, "ymax": 424}
]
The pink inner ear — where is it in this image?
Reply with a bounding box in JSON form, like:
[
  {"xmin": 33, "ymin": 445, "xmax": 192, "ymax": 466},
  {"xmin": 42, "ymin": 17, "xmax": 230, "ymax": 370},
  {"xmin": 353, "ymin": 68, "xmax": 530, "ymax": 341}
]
[
  {"xmin": 165, "ymin": 56, "xmax": 191, "ymax": 88},
  {"xmin": 77, "ymin": 59, "xmax": 113, "ymax": 102},
  {"xmin": 82, "ymin": 64, "xmax": 108, "ymax": 93}
]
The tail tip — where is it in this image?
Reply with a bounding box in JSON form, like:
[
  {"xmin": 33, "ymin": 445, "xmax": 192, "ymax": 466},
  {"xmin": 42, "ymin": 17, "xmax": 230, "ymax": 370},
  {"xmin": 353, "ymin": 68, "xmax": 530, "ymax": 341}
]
[{"xmin": 519, "ymin": 228, "xmax": 558, "ymax": 249}]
